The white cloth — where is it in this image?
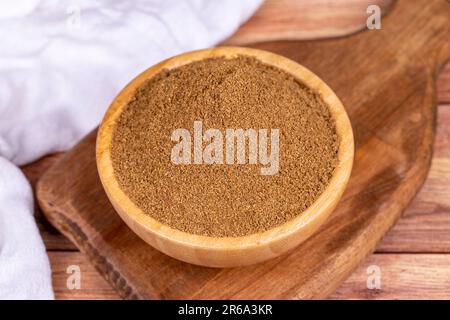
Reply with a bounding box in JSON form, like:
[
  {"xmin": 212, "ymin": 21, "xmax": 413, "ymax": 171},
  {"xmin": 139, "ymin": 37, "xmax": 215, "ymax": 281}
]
[{"xmin": 0, "ymin": 0, "xmax": 262, "ymax": 299}]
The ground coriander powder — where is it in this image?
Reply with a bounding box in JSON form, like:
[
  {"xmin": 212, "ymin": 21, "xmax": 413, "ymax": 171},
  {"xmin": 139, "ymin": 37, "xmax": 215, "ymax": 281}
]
[{"xmin": 110, "ymin": 56, "xmax": 339, "ymax": 237}]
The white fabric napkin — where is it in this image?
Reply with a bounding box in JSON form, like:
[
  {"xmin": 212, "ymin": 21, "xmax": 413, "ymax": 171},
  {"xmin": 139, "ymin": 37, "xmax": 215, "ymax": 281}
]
[{"xmin": 0, "ymin": 0, "xmax": 262, "ymax": 299}]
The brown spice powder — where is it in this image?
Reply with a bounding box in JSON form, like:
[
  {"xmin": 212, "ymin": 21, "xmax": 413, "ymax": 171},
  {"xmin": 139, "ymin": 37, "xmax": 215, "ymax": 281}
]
[{"xmin": 110, "ymin": 56, "xmax": 339, "ymax": 237}]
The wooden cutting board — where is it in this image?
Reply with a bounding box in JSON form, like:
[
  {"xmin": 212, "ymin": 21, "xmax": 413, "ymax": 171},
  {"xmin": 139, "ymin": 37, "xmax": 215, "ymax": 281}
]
[{"xmin": 37, "ymin": 0, "xmax": 450, "ymax": 299}]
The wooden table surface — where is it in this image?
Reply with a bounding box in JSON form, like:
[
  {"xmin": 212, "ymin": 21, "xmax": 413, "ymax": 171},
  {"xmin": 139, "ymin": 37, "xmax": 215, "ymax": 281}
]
[{"xmin": 23, "ymin": 0, "xmax": 450, "ymax": 299}]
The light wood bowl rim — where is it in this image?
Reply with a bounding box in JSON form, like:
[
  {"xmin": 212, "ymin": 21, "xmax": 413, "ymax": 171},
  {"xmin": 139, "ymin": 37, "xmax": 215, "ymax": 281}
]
[{"xmin": 96, "ymin": 46, "xmax": 354, "ymax": 251}]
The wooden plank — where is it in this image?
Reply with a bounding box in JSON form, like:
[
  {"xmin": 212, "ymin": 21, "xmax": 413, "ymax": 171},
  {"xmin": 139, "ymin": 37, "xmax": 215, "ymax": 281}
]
[
  {"xmin": 49, "ymin": 252, "xmax": 120, "ymax": 300},
  {"xmin": 225, "ymin": 0, "xmax": 393, "ymax": 45},
  {"xmin": 331, "ymin": 254, "xmax": 450, "ymax": 299}
]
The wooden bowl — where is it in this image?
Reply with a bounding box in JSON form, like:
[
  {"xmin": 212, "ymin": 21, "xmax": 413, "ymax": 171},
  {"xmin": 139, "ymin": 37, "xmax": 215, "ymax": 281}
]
[{"xmin": 96, "ymin": 47, "xmax": 354, "ymax": 268}]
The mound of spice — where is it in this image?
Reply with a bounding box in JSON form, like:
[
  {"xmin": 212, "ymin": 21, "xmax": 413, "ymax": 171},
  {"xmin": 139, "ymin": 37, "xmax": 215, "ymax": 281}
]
[{"xmin": 110, "ymin": 56, "xmax": 339, "ymax": 237}]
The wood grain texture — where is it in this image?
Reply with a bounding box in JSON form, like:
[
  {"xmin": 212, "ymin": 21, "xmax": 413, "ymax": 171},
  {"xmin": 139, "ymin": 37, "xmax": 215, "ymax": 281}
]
[
  {"xmin": 225, "ymin": 0, "xmax": 393, "ymax": 45},
  {"xmin": 36, "ymin": 0, "xmax": 450, "ymax": 299},
  {"xmin": 49, "ymin": 252, "xmax": 120, "ymax": 300},
  {"xmin": 331, "ymin": 254, "xmax": 450, "ymax": 299},
  {"xmin": 438, "ymin": 64, "xmax": 450, "ymax": 103}
]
